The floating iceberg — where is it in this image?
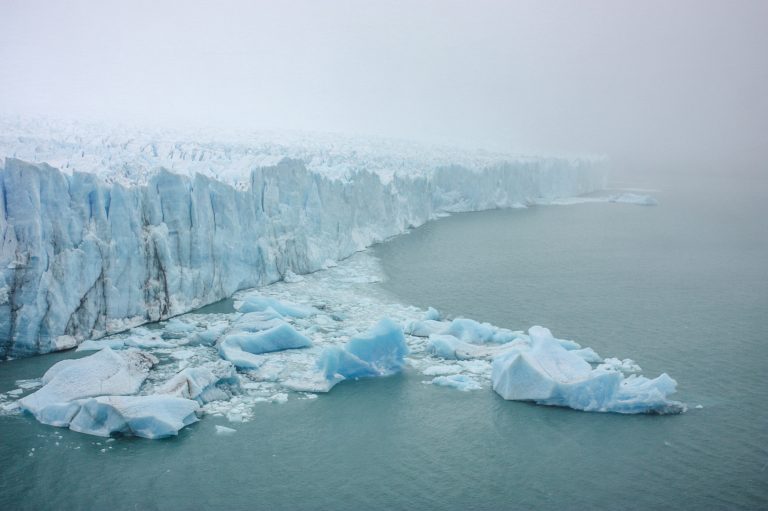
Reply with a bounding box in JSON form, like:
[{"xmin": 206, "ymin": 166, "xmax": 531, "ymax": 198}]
[
  {"xmin": 491, "ymin": 327, "xmax": 684, "ymax": 414},
  {"xmin": 317, "ymin": 318, "xmax": 408, "ymax": 390},
  {"xmin": 18, "ymin": 349, "xmax": 157, "ymax": 426},
  {"xmin": 430, "ymin": 374, "xmax": 482, "ymax": 392},
  {"xmin": 236, "ymin": 296, "xmax": 319, "ymax": 318},
  {"xmin": 609, "ymin": 193, "xmax": 659, "ymax": 206},
  {"xmin": 68, "ymin": 395, "xmax": 199, "ymax": 439},
  {"xmin": 444, "ymin": 318, "xmax": 516, "ymax": 344},
  {"xmin": 218, "ymin": 322, "xmax": 313, "ymax": 369}
]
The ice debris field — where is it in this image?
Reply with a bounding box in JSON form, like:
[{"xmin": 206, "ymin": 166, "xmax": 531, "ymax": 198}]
[
  {"xmin": 0, "ymin": 118, "xmax": 674, "ymax": 439},
  {"xmin": 0, "ymin": 253, "xmax": 685, "ymax": 439}
]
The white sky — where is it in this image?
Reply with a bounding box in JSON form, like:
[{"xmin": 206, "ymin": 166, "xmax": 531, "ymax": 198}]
[{"xmin": 1, "ymin": 0, "xmax": 766, "ymax": 174}]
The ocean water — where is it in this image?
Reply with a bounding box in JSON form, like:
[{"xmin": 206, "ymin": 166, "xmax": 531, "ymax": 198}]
[{"xmin": 1, "ymin": 173, "xmax": 766, "ymax": 510}]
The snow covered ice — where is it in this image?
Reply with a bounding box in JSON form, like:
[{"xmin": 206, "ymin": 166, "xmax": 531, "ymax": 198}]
[
  {"xmin": 18, "ymin": 348, "xmax": 157, "ymax": 426},
  {"xmin": 0, "ymin": 118, "xmax": 605, "ymax": 358}
]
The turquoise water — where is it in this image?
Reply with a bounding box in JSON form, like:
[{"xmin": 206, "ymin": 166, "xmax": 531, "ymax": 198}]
[{"xmin": 1, "ymin": 173, "xmax": 766, "ymax": 510}]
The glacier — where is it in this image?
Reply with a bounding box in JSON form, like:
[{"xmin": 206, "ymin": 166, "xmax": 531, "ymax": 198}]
[
  {"xmin": 0, "ymin": 118, "xmax": 605, "ymax": 358},
  {"xmin": 0, "ymin": 118, "xmax": 686, "ymax": 438}
]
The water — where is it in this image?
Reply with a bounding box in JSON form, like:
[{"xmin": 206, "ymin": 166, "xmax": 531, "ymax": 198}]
[{"xmin": 1, "ymin": 173, "xmax": 766, "ymax": 510}]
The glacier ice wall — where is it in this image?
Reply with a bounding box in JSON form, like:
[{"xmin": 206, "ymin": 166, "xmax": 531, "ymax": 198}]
[{"xmin": 0, "ymin": 154, "xmax": 604, "ymax": 357}]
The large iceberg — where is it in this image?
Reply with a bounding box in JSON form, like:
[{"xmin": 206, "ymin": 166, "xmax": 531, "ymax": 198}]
[
  {"xmin": 18, "ymin": 348, "xmax": 157, "ymax": 425},
  {"xmin": 491, "ymin": 326, "xmax": 684, "ymax": 414},
  {"xmin": 0, "ymin": 118, "xmax": 605, "ymax": 357},
  {"xmin": 15, "ymin": 347, "xmax": 204, "ymax": 438}
]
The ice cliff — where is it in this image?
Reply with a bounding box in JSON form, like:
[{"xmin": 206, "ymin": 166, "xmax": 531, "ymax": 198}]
[{"xmin": 0, "ymin": 119, "xmax": 605, "ymax": 357}]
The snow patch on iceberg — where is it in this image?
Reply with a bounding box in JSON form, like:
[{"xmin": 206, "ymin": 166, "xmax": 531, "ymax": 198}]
[{"xmin": 18, "ymin": 349, "xmax": 157, "ymax": 426}]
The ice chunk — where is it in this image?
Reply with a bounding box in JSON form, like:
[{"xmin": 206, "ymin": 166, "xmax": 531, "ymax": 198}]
[
  {"xmin": 444, "ymin": 318, "xmax": 516, "ymax": 344},
  {"xmin": 426, "ymin": 334, "xmax": 521, "ymax": 360},
  {"xmin": 236, "ymin": 295, "xmax": 318, "ymax": 318},
  {"xmin": 160, "ymin": 318, "xmax": 197, "ymax": 339},
  {"xmin": 218, "ymin": 322, "xmax": 312, "ymax": 369},
  {"xmin": 491, "ymin": 326, "xmax": 684, "ymax": 414},
  {"xmin": 405, "ymin": 319, "xmax": 448, "ymax": 337},
  {"xmin": 599, "ymin": 357, "xmax": 642, "ymax": 373},
  {"xmin": 187, "ymin": 322, "xmax": 230, "ymax": 346},
  {"xmin": 124, "ymin": 336, "xmax": 175, "ymax": 349},
  {"xmin": 215, "ymin": 425, "xmax": 237, "ymax": 436},
  {"xmin": 156, "ymin": 360, "xmax": 240, "ymax": 404},
  {"xmin": 572, "ymin": 347, "xmax": 602, "ymax": 363},
  {"xmin": 68, "ymin": 395, "xmax": 199, "ymax": 439},
  {"xmin": 316, "ymin": 318, "xmax": 408, "ymax": 390},
  {"xmin": 422, "ymin": 364, "xmax": 463, "ymax": 376},
  {"xmin": 282, "ymin": 270, "xmax": 305, "ymax": 283},
  {"xmin": 431, "ymin": 374, "xmax": 482, "ymax": 391},
  {"xmin": 423, "ymin": 307, "xmax": 442, "ymax": 321},
  {"xmin": 19, "ymin": 349, "xmax": 157, "ymax": 426},
  {"xmin": 609, "ymin": 193, "xmax": 658, "ymax": 206},
  {"xmin": 76, "ymin": 339, "xmax": 127, "ymax": 352}
]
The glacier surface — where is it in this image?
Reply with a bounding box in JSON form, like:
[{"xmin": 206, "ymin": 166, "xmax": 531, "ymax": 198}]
[{"xmin": 0, "ymin": 119, "xmax": 605, "ymax": 357}]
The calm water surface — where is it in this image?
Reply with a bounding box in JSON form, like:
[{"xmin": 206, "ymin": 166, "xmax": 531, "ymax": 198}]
[{"xmin": 1, "ymin": 173, "xmax": 766, "ymax": 510}]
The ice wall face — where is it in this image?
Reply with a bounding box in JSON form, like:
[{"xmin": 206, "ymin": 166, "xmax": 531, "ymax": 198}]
[{"xmin": 0, "ymin": 152, "xmax": 604, "ymax": 358}]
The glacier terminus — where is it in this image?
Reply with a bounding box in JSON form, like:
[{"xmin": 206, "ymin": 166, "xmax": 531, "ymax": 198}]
[{"xmin": 0, "ymin": 118, "xmax": 684, "ymax": 441}]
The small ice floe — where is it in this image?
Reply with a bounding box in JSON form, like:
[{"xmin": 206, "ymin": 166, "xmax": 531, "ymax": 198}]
[
  {"xmin": 215, "ymin": 425, "xmax": 237, "ymax": 436},
  {"xmin": 430, "ymin": 374, "xmax": 482, "ymax": 392}
]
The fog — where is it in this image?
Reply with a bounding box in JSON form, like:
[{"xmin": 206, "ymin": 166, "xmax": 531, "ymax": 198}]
[{"xmin": 1, "ymin": 0, "xmax": 766, "ymax": 177}]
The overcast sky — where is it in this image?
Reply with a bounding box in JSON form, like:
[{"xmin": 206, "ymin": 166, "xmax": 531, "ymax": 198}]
[{"xmin": 1, "ymin": 0, "xmax": 766, "ymax": 175}]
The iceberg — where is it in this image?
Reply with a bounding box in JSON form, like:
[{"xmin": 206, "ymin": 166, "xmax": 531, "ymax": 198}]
[
  {"xmin": 430, "ymin": 374, "xmax": 482, "ymax": 392},
  {"xmin": 236, "ymin": 296, "xmax": 318, "ymax": 318},
  {"xmin": 18, "ymin": 348, "xmax": 157, "ymax": 425},
  {"xmin": 443, "ymin": 318, "xmax": 516, "ymax": 344},
  {"xmin": 405, "ymin": 319, "xmax": 449, "ymax": 337},
  {"xmin": 316, "ymin": 318, "xmax": 408, "ymax": 390},
  {"xmin": 491, "ymin": 326, "xmax": 684, "ymax": 414},
  {"xmin": 218, "ymin": 323, "xmax": 313, "ymax": 369},
  {"xmin": 0, "ymin": 117, "xmax": 605, "ymax": 358}
]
